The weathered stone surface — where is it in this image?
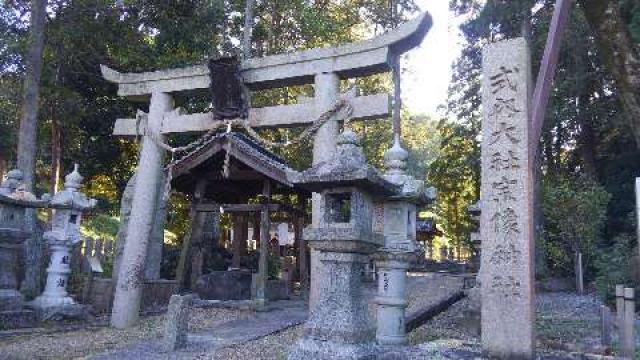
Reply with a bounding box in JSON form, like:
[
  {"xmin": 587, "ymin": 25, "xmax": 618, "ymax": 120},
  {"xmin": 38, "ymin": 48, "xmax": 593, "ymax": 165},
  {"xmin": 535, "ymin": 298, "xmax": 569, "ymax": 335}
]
[
  {"xmin": 31, "ymin": 165, "xmax": 96, "ymax": 312},
  {"xmin": 112, "ymin": 172, "xmax": 136, "ymax": 288},
  {"xmin": 480, "ymin": 37, "xmax": 534, "ymax": 359},
  {"xmin": 145, "ymin": 170, "xmax": 167, "ymax": 280},
  {"xmin": 39, "ymin": 303, "xmax": 91, "ymax": 322},
  {"xmin": 100, "ymin": 12, "xmax": 432, "ymax": 97},
  {"xmin": 87, "ymin": 278, "xmax": 178, "ymax": 313},
  {"xmin": 113, "ymin": 93, "xmax": 391, "ymax": 135},
  {"xmin": 310, "ymin": 72, "xmax": 340, "ymax": 311},
  {"xmin": 620, "ymin": 288, "xmax": 635, "ymax": 358},
  {"xmin": 194, "ymin": 270, "xmax": 252, "ymax": 301},
  {"xmin": 163, "ymin": 294, "xmax": 194, "ymax": 352},
  {"xmin": 112, "ymin": 170, "xmax": 166, "ymax": 284},
  {"xmin": 0, "ymin": 170, "xmax": 48, "ymax": 302},
  {"xmin": 111, "ymin": 92, "xmax": 173, "ymax": 329},
  {"xmin": 289, "ymin": 252, "xmax": 377, "ymax": 360},
  {"xmin": 290, "ymin": 130, "xmax": 385, "ymax": 359}
]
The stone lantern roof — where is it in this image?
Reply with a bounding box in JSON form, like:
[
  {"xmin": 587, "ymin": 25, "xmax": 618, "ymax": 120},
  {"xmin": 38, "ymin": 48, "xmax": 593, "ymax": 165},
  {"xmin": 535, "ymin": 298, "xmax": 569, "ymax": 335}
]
[
  {"xmin": 290, "ymin": 128, "xmax": 398, "ymax": 196},
  {"xmin": 383, "ymin": 138, "xmax": 436, "ymax": 205},
  {"xmin": 49, "ymin": 165, "xmax": 97, "ymax": 210}
]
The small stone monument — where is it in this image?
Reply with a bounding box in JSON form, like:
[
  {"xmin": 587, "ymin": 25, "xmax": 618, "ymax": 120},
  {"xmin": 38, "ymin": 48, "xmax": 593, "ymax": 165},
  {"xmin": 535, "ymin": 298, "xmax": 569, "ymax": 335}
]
[
  {"xmin": 373, "ymin": 138, "xmax": 433, "ymax": 346},
  {"xmin": 288, "ymin": 129, "xmax": 397, "ymax": 359},
  {"xmin": 164, "ymin": 294, "xmax": 194, "ymax": 352},
  {"xmin": 31, "ymin": 165, "xmax": 97, "ymax": 312},
  {"xmin": 480, "ymin": 37, "xmax": 534, "ymax": 359}
]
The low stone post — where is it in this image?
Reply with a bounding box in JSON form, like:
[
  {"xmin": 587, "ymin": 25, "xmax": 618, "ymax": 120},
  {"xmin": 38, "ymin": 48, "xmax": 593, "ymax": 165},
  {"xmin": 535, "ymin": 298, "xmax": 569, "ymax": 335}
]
[
  {"xmin": 164, "ymin": 294, "xmax": 194, "ymax": 352},
  {"xmin": 621, "ymin": 287, "xmax": 636, "ymax": 359},
  {"xmin": 616, "ymin": 284, "xmax": 625, "ymax": 329},
  {"xmin": 31, "ymin": 165, "xmax": 96, "ymax": 311},
  {"xmin": 600, "ymin": 305, "xmax": 612, "ymax": 349}
]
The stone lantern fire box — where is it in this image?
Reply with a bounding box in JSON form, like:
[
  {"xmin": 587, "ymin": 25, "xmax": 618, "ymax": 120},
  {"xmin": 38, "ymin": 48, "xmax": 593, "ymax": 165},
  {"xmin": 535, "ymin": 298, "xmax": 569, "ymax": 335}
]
[{"xmin": 288, "ymin": 129, "xmax": 398, "ymax": 360}]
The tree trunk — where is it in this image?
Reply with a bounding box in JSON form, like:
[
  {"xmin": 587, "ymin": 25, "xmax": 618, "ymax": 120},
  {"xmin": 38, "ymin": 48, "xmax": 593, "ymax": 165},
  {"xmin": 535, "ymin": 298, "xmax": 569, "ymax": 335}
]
[
  {"xmin": 0, "ymin": 157, "xmax": 7, "ymax": 180},
  {"xmin": 17, "ymin": 0, "xmax": 47, "ymax": 191},
  {"xmin": 50, "ymin": 107, "xmax": 61, "ymax": 195},
  {"xmin": 579, "ymin": 0, "xmax": 640, "ymax": 149}
]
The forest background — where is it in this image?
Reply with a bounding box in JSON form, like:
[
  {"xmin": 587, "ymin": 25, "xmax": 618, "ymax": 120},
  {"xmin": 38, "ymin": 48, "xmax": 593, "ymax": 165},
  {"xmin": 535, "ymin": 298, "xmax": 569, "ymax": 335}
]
[{"xmin": 2, "ymin": 0, "xmax": 639, "ymax": 299}]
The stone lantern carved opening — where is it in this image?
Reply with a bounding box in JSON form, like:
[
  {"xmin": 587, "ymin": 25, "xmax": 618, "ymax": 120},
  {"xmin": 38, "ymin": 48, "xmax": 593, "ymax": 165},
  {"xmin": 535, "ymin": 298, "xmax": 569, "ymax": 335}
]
[{"xmin": 326, "ymin": 192, "xmax": 351, "ymax": 224}]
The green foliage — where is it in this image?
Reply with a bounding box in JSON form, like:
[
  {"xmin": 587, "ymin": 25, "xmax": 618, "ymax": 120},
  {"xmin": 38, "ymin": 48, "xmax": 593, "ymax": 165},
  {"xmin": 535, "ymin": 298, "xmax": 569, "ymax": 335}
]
[
  {"xmin": 81, "ymin": 214, "xmax": 120, "ymax": 242},
  {"xmin": 594, "ymin": 233, "xmax": 638, "ymax": 304},
  {"xmin": 427, "ymin": 120, "xmax": 479, "ymax": 250},
  {"xmin": 446, "ymin": 0, "xmax": 640, "ymax": 289},
  {"xmin": 268, "ymin": 249, "xmax": 281, "ymax": 280},
  {"xmin": 541, "ymin": 175, "xmax": 610, "ymax": 278}
]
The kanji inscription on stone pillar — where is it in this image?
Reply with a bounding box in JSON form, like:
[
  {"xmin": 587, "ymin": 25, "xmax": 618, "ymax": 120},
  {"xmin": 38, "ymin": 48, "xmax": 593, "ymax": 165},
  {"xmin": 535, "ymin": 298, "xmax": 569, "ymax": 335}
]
[{"xmin": 480, "ymin": 37, "xmax": 534, "ymax": 359}]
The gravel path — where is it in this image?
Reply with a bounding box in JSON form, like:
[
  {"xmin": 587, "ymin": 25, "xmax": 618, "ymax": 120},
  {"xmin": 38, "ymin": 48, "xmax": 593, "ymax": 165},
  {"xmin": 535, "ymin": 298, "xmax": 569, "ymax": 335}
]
[
  {"xmin": 0, "ymin": 307, "xmax": 250, "ymax": 360},
  {"xmin": 408, "ymin": 290, "xmax": 633, "ymax": 355},
  {"xmin": 213, "ymin": 273, "xmax": 466, "ymax": 360}
]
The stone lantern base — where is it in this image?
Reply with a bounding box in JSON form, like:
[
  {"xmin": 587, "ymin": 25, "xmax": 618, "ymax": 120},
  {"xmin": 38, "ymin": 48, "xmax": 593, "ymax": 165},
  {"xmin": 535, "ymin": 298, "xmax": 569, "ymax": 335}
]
[
  {"xmin": 30, "ymin": 293, "xmax": 77, "ymax": 310},
  {"xmin": 288, "ymin": 251, "xmax": 381, "ymax": 360}
]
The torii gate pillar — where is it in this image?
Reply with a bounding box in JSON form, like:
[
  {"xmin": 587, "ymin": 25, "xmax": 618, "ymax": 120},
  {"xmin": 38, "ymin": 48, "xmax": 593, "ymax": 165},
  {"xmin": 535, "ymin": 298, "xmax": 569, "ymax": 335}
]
[
  {"xmin": 111, "ymin": 92, "xmax": 173, "ymax": 329},
  {"xmin": 310, "ymin": 72, "xmax": 340, "ymax": 309}
]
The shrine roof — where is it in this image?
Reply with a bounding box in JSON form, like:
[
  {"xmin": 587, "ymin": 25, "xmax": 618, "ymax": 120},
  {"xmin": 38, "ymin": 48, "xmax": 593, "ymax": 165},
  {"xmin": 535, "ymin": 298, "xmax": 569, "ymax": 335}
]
[{"xmin": 170, "ymin": 132, "xmax": 304, "ymax": 201}]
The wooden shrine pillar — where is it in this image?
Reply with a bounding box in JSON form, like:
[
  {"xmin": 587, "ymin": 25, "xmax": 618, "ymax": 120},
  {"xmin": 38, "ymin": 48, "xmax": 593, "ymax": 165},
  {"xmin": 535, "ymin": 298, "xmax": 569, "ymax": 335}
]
[{"xmin": 255, "ymin": 180, "xmax": 272, "ymax": 305}]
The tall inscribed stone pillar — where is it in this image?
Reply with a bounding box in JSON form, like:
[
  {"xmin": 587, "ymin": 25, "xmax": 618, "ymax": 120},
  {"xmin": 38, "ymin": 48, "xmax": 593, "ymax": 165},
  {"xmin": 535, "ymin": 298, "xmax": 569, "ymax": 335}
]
[
  {"xmin": 111, "ymin": 92, "xmax": 173, "ymax": 329},
  {"xmin": 480, "ymin": 37, "xmax": 534, "ymax": 359},
  {"xmin": 310, "ymin": 72, "xmax": 340, "ymax": 309}
]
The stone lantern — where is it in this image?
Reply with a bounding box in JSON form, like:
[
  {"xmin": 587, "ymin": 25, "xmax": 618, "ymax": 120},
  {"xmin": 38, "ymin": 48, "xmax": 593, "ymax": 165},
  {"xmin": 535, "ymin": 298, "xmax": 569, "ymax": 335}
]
[
  {"xmin": 0, "ymin": 170, "xmax": 48, "ymax": 312},
  {"xmin": 373, "ymin": 138, "xmax": 434, "ymax": 346},
  {"xmin": 31, "ymin": 165, "xmax": 96, "ymax": 311},
  {"xmin": 288, "ymin": 129, "xmax": 398, "ymax": 360}
]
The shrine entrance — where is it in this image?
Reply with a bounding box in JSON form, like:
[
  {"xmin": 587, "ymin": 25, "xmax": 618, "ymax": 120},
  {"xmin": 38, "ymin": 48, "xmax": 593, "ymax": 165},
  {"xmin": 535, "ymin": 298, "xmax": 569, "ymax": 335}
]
[{"xmin": 169, "ymin": 132, "xmax": 310, "ymax": 304}]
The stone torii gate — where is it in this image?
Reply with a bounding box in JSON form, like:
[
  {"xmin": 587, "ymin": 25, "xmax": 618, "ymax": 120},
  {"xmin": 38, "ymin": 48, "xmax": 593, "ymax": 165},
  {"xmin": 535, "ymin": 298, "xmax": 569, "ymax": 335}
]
[{"xmin": 102, "ymin": 12, "xmax": 432, "ymax": 329}]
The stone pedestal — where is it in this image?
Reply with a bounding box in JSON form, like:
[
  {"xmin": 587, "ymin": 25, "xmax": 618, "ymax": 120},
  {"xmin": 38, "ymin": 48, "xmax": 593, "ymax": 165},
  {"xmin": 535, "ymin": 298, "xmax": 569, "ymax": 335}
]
[
  {"xmin": 0, "ymin": 233, "xmax": 28, "ymax": 311},
  {"xmin": 374, "ymin": 255, "xmax": 412, "ymax": 345},
  {"xmin": 289, "ymin": 250, "xmax": 378, "ymax": 359},
  {"xmin": 31, "ymin": 242, "xmax": 77, "ymax": 309}
]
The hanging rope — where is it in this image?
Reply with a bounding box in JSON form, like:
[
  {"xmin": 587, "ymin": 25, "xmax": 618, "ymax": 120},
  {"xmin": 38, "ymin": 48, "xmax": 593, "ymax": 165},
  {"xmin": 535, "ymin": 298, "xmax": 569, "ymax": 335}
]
[{"xmin": 145, "ymin": 96, "xmax": 353, "ymax": 201}]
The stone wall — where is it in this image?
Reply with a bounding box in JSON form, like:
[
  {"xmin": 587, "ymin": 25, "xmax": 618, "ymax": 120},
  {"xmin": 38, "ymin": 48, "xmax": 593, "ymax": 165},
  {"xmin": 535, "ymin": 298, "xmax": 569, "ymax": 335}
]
[{"xmin": 88, "ymin": 278, "xmax": 178, "ymax": 313}]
